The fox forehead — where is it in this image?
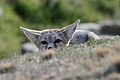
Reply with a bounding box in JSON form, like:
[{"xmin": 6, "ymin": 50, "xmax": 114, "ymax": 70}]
[{"xmin": 37, "ymin": 29, "xmax": 66, "ymax": 42}]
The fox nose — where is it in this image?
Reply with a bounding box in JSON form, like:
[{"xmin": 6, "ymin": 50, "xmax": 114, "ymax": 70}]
[
  {"xmin": 47, "ymin": 43, "xmax": 55, "ymax": 49},
  {"xmin": 48, "ymin": 47, "xmax": 53, "ymax": 49}
]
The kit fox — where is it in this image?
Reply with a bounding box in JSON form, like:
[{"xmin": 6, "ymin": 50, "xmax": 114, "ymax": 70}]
[
  {"xmin": 20, "ymin": 20, "xmax": 80, "ymax": 51},
  {"xmin": 20, "ymin": 19, "xmax": 99, "ymax": 51}
]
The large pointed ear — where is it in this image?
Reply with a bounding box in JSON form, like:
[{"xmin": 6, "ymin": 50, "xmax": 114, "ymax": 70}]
[
  {"xmin": 20, "ymin": 27, "xmax": 39, "ymax": 43},
  {"xmin": 61, "ymin": 19, "xmax": 80, "ymax": 40}
]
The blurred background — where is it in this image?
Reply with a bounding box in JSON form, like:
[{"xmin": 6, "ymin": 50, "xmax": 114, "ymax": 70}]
[{"xmin": 0, "ymin": 0, "xmax": 120, "ymax": 59}]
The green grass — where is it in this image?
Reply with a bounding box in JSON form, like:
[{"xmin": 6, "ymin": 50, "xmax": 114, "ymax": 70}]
[{"xmin": 0, "ymin": 0, "xmax": 23, "ymax": 59}]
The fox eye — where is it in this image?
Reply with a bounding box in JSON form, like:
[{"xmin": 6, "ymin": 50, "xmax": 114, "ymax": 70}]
[
  {"xmin": 41, "ymin": 41, "xmax": 47, "ymax": 45},
  {"xmin": 54, "ymin": 39, "xmax": 62, "ymax": 43}
]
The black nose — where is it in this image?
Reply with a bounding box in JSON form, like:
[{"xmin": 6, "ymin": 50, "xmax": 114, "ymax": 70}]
[{"xmin": 48, "ymin": 47, "xmax": 53, "ymax": 49}]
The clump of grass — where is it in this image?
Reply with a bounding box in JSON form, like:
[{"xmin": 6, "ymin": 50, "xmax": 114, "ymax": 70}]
[
  {"xmin": 0, "ymin": 62, "xmax": 16, "ymax": 73},
  {"xmin": 95, "ymin": 47, "xmax": 110, "ymax": 58},
  {"xmin": 41, "ymin": 49, "xmax": 57, "ymax": 60}
]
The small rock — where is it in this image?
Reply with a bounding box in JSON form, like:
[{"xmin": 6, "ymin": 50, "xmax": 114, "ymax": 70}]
[{"xmin": 20, "ymin": 42, "xmax": 39, "ymax": 54}]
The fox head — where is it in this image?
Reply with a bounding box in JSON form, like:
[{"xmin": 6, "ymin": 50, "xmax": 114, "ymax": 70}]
[{"xmin": 20, "ymin": 20, "xmax": 80, "ymax": 51}]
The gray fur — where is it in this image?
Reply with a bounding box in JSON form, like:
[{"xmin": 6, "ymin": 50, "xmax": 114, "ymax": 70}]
[{"xmin": 67, "ymin": 30, "xmax": 100, "ymax": 45}]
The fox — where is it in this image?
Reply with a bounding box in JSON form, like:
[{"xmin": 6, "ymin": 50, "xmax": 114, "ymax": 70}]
[
  {"xmin": 20, "ymin": 20, "xmax": 80, "ymax": 51},
  {"xmin": 20, "ymin": 19, "xmax": 99, "ymax": 52}
]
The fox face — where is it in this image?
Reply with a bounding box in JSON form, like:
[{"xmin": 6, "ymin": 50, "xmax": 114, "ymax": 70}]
[{"xmin": 20, "ymin": 20, "xmax": 80, "ymax": 51}]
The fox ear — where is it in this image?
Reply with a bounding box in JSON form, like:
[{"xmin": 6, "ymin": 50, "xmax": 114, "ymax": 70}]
[
  {"xmin": 20, "ymin": 27, "xmax": 39, "ymax": 42},
  {"xmin": 61, "ymin": 19, "xmax": 80, "ymax": 40}
]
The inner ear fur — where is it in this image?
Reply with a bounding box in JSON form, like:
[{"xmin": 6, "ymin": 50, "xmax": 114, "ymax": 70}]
[
  {"xmin": 20, "ymin": 27, "xmax": 40, "ymax": 43},
  {"xmin": 61, "ymin": 19, "xmax": 80, "ymax": 40}
]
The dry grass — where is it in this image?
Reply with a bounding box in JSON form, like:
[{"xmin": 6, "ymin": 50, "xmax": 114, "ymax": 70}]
[
  {"xmin": 0, "ymin": 36, "xmax": 120, "ymax": 80},
  {"xmin": 0, "ymin": 62, "xmax": 15, "ymax": 73},
  {"xmin": 95, "ymin": 47, "xmax": 110, "ymax": 58}
]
